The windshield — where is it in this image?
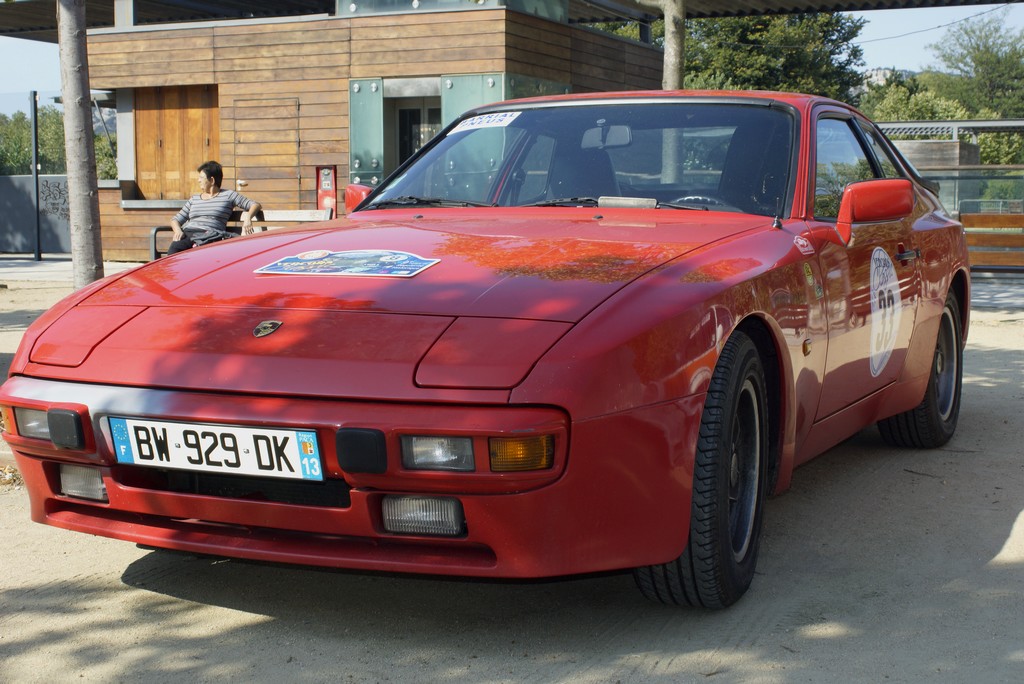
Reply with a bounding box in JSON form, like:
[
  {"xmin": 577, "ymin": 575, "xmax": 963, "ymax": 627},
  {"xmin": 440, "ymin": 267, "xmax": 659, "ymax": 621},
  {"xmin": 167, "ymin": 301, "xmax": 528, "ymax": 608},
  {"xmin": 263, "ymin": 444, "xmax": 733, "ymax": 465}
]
[{"xmin": 367, "ymin": 102, "xmax": 795, "ymax": 217}]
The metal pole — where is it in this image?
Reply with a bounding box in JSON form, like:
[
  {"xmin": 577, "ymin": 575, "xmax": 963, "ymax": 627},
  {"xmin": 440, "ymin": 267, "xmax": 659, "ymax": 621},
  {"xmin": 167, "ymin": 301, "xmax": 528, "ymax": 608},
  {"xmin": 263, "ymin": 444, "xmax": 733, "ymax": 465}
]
[{"xmin": 30, "ymin": 90, "xmax": 41, "ymax": 261}]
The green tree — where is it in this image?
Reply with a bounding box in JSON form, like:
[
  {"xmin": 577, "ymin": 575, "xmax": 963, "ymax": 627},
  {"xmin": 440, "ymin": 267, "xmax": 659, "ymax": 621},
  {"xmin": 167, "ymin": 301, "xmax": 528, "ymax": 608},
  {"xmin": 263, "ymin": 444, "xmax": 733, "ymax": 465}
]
[
  {"xmin": 0, "ymin": 112, "xmax": 32, "ymax": 175},
  {"xmin": 926, "ymin": 9, "xmax": 1024, "ymax": 118},
  {"xmin": 95, "ymin": 133, "xmax": 117, "ymax": 180},
  {"xmin": 685, "ymin": 13, "xmax": 865, "ymax": 100},
  {"xmin": 858, "ymin": 70, "xmax": 921, "ymax": 120},
  {"xmin": 0, "ymin": 105, "xmax": 118, "ymax": 177},
  {"xmin": 867, "ymin": 86, "xmax": 1024, "ymax": 167},
  {"xmin": 587, "ymin": 12, "xmax": 864, "ymax": 99},
  {"xmin": 0, "ymin": 106, "xmax": 67, "ymax": 175},
  {"xmin": 867, "ymin": 85, "xmax": 970, "ymax": 123},
  {"xmin": 38, "ymin": 106, "xmax": 67, "ymax": 174},
  {"xmin": 975, "ymin": 109, "xmax": 1024, "ymax": 166}
]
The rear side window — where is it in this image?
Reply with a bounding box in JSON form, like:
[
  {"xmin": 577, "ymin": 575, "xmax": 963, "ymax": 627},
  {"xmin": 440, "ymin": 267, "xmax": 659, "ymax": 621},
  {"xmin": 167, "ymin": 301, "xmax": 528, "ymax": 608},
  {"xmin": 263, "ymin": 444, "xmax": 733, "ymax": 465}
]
[{"xmin": 858, "ymin": 121, "xmax": 902, "ymax": 179}]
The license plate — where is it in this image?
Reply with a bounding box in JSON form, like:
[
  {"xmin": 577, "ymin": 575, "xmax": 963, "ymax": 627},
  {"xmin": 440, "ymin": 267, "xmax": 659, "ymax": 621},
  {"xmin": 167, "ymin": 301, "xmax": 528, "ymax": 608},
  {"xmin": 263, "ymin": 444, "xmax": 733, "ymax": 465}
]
[{"xmin": 109, "ymin": 417, "xmax": 323, "ymax": 481}]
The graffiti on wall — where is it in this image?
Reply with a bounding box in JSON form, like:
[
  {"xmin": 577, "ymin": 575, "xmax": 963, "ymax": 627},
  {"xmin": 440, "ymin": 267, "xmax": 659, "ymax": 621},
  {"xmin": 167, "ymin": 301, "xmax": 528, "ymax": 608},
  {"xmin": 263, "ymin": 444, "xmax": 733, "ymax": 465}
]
[
  {"xmin": 0, "ymin": 174, "xmax": 72, "ymax": 253},
  {"xmin": 39, "ymin": 179, "xmax": 70, "ymax": 222}
]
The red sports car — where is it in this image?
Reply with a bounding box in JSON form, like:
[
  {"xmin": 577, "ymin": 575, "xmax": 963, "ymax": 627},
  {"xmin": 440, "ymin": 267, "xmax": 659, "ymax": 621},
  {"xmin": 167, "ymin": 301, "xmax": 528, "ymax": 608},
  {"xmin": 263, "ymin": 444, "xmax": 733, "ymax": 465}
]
[{"xmin": 0, "ymin": 91, "xmax": 969, "ymax": 608}]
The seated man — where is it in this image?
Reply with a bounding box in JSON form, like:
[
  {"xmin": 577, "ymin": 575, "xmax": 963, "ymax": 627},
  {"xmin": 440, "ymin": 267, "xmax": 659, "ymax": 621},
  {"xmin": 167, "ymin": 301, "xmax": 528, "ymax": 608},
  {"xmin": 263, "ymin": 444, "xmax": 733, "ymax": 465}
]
[{"xmin": 167, "ymin": 160, "xmax": 262, "ymax": 255}]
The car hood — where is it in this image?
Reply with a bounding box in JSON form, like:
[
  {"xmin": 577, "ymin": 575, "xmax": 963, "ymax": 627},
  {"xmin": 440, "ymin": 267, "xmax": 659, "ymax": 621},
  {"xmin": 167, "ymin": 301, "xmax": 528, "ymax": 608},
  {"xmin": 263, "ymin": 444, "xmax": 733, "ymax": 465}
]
[
  {"xmin": 90, "ymin": 209, "xmax": 768, "ymax": 320},
  {"xmin": 22, "ymin": 209, "xmax": 769, "ymax": 398}
]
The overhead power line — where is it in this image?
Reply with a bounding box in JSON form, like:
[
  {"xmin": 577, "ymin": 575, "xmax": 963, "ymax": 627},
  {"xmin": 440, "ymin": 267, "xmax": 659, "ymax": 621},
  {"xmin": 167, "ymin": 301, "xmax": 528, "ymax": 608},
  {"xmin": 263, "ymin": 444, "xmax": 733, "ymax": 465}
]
[{"xmin": 854, "ymin": 2, "xmax": 1012, "ymax": 45}]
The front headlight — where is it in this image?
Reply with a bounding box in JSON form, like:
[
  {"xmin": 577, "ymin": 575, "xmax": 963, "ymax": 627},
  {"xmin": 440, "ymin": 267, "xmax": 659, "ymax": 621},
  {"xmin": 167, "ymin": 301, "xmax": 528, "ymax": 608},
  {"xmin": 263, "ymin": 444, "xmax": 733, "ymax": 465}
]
[
  {"xmin": 11, "ymin": 407, "xmax": 86, "ymax": 449},
  {"xmin": 400, "ymin": 435, "xmax": 475, "ymax": 471},
  {"xmin": 14, "ymin": 407, "xmax": 50, "ymax": 440}
]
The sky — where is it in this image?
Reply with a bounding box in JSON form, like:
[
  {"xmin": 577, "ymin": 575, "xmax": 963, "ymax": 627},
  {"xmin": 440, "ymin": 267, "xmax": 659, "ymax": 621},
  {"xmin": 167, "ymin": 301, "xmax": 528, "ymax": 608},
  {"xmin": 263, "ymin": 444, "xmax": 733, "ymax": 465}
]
[
  {"xmin": 0, "ymin": 2, "xmax": 1022, "ymax": 114},
  {"xmin": 847, "ymin": 2, "xmax": 1023, "ymax": 71}
]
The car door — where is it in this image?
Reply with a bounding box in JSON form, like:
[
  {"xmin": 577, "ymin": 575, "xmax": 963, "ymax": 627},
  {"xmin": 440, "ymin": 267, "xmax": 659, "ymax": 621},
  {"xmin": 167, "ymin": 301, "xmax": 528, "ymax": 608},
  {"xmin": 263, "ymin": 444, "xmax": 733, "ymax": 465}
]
[{"xmin": 810, "ymin": 114, "xmax": 921, "ymax": 420}]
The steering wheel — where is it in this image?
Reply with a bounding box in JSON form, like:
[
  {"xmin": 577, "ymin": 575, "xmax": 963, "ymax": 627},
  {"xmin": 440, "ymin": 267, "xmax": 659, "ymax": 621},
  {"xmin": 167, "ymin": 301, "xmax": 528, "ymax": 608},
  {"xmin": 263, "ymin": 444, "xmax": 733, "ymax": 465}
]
[{"xmin": 672, "ymin": 195, "xmax": 727, "ymax": 207}]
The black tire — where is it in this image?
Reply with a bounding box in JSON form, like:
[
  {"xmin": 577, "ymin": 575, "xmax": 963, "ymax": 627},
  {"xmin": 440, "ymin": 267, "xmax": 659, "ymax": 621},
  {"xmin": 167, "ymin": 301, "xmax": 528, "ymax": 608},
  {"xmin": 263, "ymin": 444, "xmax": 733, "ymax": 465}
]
[
  {"xmin": 634, "ymin": 330, "xmax": 769, "ymax": 609},
  {"xmin": 878, "ymin": 293, "xmax": 963, "ymax": 448}
]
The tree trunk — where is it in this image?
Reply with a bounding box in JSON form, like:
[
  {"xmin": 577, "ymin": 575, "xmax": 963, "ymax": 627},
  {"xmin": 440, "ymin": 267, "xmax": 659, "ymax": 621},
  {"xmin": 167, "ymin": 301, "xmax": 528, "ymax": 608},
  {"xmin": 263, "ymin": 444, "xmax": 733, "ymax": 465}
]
[
  {"xmin": 661, "ymin": 0, "xmax": 686, "ymax": 90},
  {"xmin": 635, "ymin": 0, "xmax": 686, "ymax": 90},
  {"xmin": 57, "ymin": 0, "xmax": 104, "ymax": 288}
]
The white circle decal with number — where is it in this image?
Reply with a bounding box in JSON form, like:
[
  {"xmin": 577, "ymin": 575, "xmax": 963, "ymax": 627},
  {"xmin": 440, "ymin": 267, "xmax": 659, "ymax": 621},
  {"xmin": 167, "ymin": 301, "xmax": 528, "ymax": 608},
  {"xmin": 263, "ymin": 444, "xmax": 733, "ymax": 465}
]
[{"xmin": 869, "ymin": 247, "xmax": 902, "ymax": 377}]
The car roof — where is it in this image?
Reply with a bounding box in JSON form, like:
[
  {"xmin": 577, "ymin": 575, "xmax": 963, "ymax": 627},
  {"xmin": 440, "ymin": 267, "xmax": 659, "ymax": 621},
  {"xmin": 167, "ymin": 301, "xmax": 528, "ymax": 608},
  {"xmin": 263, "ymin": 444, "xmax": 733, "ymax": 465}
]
[{"xmin": 473, "ymin": 89, "xmax": 847, "ymax": 117}]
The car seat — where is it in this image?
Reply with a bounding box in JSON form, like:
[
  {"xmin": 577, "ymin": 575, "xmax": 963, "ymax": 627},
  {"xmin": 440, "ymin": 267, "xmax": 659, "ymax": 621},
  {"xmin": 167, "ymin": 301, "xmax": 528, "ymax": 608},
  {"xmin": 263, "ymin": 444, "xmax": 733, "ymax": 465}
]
[{"xmin": 547, "ymin": 146, "xmax": 620, "ymax": 199}]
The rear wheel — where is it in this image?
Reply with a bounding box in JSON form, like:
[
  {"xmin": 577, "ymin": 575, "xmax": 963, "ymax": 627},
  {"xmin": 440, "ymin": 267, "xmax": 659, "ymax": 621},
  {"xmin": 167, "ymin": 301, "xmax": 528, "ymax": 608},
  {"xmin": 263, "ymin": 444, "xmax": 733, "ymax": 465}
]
[
  {"xmin": 634, "ymin": 330, "xmax": 769, "ymax": 608},
  {"xmin": 878, "ymin": 293, "xmax": 963, "ymax": 448}
]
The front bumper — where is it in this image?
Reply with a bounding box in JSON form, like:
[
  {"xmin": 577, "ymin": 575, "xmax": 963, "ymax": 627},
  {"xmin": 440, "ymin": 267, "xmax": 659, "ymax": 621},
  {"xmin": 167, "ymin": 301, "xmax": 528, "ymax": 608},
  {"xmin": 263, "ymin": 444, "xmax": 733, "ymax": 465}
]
[{"xmin": 2, "ymin": 376, "xmax": 701, "ymax": 578}]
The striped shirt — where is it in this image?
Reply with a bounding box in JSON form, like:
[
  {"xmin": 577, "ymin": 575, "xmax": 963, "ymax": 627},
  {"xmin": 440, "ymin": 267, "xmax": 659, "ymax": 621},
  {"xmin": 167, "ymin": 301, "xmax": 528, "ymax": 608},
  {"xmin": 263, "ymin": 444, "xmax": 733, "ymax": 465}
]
[{"xmin": 173, "ymin": 190, "xmax": 257, "ymax": 245}]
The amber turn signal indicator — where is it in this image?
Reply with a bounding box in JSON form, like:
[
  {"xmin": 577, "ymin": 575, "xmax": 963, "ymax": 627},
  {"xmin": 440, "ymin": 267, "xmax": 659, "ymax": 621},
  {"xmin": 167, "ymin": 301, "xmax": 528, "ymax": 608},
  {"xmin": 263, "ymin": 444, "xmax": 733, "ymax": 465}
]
[{"xmin": 488, "ymin": 435, "xmax": 554, "ymax": 472}]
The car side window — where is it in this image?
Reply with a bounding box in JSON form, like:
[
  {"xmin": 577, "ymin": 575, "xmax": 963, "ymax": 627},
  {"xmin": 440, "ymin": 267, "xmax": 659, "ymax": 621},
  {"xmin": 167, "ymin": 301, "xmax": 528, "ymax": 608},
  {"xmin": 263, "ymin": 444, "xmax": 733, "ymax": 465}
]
[
  {"xmin": 858, "ymin": 121, "xmax": 902, "ymax": 179},
  {"xmin": 814, "ymin": 118, "xmax": 876, "ymax": 220}
]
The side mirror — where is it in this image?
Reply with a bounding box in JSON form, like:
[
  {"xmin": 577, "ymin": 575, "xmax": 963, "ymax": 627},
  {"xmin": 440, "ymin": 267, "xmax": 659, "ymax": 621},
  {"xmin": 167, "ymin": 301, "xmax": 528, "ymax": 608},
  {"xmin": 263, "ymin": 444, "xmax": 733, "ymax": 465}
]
[
  {"xmin": 344, "ymin": 184, "xmax": 373, "ymax": 213},
  {"xmin": 835, "ymin": 178, "xmax": 914, "ymax": 245}
]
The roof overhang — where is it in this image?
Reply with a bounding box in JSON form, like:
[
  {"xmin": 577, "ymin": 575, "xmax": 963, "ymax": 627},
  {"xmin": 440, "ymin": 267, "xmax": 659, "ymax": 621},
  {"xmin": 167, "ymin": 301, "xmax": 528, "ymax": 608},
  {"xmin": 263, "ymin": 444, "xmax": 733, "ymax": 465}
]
[
  {"xmin": 1, "ymin": 0, "xmax": 1021, "ymax": 43},
  {"xmin": 0, "ymin": 0, "xmax": 333, "ymax": 42}
]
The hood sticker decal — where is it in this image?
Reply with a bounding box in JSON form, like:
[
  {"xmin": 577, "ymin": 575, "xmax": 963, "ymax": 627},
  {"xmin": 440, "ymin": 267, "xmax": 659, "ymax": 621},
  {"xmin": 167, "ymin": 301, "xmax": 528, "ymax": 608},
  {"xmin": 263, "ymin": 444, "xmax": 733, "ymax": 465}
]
[{"xmin": 255, "ymin": 250, "xmax": 439, "ymax": 277}]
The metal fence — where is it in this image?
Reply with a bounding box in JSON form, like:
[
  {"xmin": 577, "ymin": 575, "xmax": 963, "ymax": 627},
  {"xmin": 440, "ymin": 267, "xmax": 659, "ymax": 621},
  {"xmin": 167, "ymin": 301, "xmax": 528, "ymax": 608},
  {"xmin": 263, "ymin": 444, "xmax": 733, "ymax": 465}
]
[{"xmin": 916, "ymin": 166, "xmax": 1024, "ymax": 217}]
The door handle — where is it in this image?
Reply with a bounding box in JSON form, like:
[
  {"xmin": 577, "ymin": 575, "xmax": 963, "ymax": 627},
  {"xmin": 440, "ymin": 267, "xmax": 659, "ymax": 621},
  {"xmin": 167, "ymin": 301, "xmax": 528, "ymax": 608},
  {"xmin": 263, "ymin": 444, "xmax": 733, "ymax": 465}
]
[{"xmin": 895, "ymin": 247, "xmax": 920, "ymax": 263}]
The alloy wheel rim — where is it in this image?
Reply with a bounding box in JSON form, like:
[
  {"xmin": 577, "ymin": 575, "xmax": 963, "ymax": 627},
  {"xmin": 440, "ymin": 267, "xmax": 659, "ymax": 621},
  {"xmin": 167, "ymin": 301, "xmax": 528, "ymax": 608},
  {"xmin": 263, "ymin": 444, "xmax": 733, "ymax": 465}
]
[
  {"xmin": 934, "ymin": 307, "xmax": 958, "ymax": 422},
  {"xmin": 729, "ymin": 378, "xmax": 761, "ymax": 562}
]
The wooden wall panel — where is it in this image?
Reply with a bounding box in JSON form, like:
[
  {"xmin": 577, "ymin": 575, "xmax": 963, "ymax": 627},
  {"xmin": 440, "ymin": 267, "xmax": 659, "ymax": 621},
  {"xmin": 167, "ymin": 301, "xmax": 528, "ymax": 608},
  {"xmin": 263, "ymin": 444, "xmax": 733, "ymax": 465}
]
[
  {"xmin": 506, "ymin": 13, "xmax": 572, "ymax": 70},
  {"xmin": 349, "ymin": 11, "xmax": 506, "ymax": 79},
  {"xmin": 570, "ymin": 29, "xmax": 662, "ymax": 92},
  {"xmin": 231, "ymin": 97, "xmax": 300, "ymax": 209},
  {"xmin": 89, "ymin": 30, "xmax": 215, "ymax": 89},
  {"xmin": 97, "ymin": 187, "xmax": 177, "ymax": 261}
]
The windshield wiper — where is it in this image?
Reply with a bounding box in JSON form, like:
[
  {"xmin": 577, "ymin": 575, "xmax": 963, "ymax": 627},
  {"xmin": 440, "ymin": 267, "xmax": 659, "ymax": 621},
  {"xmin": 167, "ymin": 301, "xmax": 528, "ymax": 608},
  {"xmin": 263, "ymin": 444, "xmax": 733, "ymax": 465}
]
[
  {"xmin": 522, "ymin": 197, "xmax": 600, "ymax": 207},
  {"xmin": 523, "ymin": 196, "xmax": 707, "ymax": 211},
  {"xmin": 366, "ymin": 195, "xmax": 495, "ymax": 209},
  {"xmin": 656, "ymin": 201, "xmax": 709, "ymax": 211}
]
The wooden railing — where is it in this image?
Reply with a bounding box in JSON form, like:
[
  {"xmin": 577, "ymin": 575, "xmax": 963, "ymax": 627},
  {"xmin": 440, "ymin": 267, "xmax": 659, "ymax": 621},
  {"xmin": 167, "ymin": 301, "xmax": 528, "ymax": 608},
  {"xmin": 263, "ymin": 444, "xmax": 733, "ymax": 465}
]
[{"xmin": 960, "ymin": 213, "xmax": 1024, "ymax": 271}]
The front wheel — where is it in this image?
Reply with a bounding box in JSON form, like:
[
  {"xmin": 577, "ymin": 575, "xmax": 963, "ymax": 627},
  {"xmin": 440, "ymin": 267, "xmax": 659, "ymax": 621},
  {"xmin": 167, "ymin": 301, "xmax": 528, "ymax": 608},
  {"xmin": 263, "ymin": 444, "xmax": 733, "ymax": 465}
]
[
  {"xmin": 634, "ymin": 330, "xmax": 769, "ymax": 609},
  {"xmin": 878, "ymin": 292, "xmax": 963, "ymax": 448}
]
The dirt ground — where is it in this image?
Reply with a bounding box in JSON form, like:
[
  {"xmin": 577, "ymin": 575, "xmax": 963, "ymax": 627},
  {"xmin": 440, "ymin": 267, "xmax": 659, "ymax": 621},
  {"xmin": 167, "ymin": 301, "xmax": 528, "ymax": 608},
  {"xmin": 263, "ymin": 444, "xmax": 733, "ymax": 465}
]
[{"xmin": 1, "ymin": 277, "xmax": 1022, "ymax": 683}]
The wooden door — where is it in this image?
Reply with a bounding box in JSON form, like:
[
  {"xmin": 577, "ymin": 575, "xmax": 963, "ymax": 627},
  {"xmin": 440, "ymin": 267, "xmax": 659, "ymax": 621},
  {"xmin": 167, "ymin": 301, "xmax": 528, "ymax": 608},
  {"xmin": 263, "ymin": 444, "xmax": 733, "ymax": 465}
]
[{"xmin": 135, "ymin": 85, "xmax": 218, "ymax": 200}]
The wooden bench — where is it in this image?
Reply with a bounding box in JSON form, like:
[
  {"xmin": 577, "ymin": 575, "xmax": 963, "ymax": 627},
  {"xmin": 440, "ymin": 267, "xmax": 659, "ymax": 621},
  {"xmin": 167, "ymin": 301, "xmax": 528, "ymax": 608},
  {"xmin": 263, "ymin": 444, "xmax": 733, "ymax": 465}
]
[
  {"xmin": 150, "ymin": 208, "xmax": 333, "ymax": 260},
  {"xmin": 960, "ymin": 213, "xmax": 1024, "ymax": 272}
]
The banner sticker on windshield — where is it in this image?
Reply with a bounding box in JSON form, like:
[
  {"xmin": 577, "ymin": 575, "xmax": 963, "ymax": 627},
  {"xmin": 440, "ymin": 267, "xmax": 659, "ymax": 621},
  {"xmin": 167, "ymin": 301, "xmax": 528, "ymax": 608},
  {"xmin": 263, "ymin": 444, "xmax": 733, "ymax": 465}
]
[
  {"xmin": 449, "ymin": 111, "xmax": 521, "ymax": 135},
  {"xmin": 255, "ymin": 250, "xmax": 439, "ymax": 277}
]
